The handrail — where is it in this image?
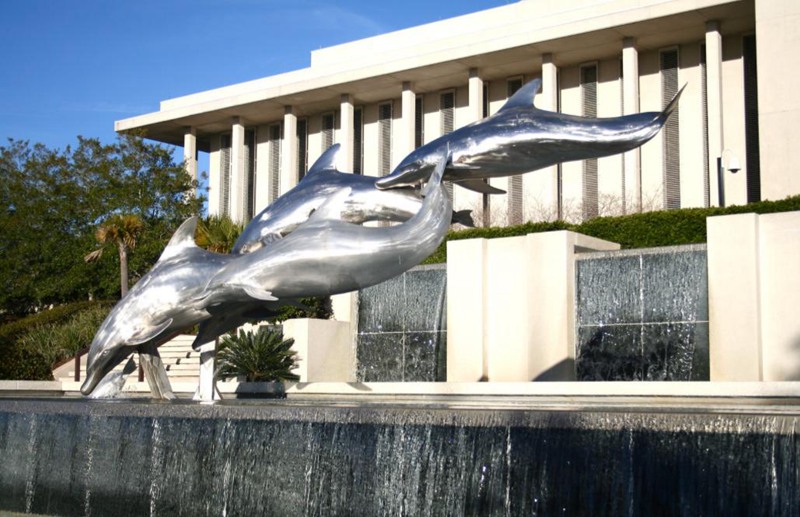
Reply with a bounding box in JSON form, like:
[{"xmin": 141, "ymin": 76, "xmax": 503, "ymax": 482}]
[{"xmin": 73, "ymin": 347, "xmax": 90, "ymax": 382}]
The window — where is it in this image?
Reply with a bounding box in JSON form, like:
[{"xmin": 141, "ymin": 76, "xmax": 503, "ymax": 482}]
[
  {"xmin": 661, "ymin": 48, "xmax": 681, "ymax": 210},
  {"xmin": 220, "ymin": 134, "xmax": 231, "ymax": 217},
  {"xmin": 507, "ymin": 78, "xmax": 524, "ymax": 225},
  {"xmin": 297, "ymin": 118, "xmax": 308, "ymax": 180},
  {"xmin": 321, "ymin": 112, "xmax": 335, "ymax": 151},
  {"xmin": 414, "ymin": 96, "xmax": 424, "ymax": 148},
  {"xmin": 268, "ymin": 124, "xmax": 281, "ymax": 202},
  {"xmin": 581, "ymin": 64, "xmax": 599, "ymax": 220},
  {"xmin": 353, "ymin": 107, "xmax": 363, "ymax": 175},
  {"xmin": 440, "ymin": 90, "xmax": 455, "ymax": 135},
  {"xmin": 743, "ymin": 34, "xmax": 761, "ymax": 203},
  {"xmin": 378, "ymin": 102, "xmax": 392, "ymax": 176},
  {"xmin": 245, "ymin": 129, "xmax": 256, "ymax": 221}
]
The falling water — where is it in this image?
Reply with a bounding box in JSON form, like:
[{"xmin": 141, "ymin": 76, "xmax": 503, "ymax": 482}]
[
  {"xmin": 0, "ymin": 398, "xmax": 798, "ymax": 516},
  {"xmin": 575, "ymin": 245, "xmax": 709, "ymax": 381},
  {"xmin": 356, "ymin": 264, "xmax": 447, "ymax": 381}
]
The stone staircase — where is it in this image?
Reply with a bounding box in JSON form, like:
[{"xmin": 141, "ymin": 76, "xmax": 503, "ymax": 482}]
[{"xmin": 55, "ymin": 334, "xmax": 203, "ymax": 394}]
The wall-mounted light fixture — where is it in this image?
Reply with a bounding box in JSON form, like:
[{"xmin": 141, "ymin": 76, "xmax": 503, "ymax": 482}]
[{"xmin": 717, "ymin": 149, "xmax": 741, "ymax": 207}]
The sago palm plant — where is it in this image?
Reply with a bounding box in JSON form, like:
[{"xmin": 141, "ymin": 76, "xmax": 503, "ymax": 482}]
[{"xmin": 215, "ymin": 327, "xmax": 300, "ymax": 383}]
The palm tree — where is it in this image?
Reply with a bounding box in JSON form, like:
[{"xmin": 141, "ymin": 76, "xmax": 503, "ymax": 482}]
[
  {"xmin": 195, "ymin": 214, "xmax": 243, "ymax": 253},
  {"xmin": 84, "ymin": 214, "xmax": 144, "ymax": 297}
]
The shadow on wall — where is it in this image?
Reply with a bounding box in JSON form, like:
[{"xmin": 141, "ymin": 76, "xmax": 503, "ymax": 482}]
[{"xmin": 531, "ymin": 359, "xmax": 576, "ymax": 382}]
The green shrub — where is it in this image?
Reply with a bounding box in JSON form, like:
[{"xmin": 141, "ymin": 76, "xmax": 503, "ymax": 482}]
[
  {"xmin": 273, "ymin": 296, "xmax": 333, "ymax": 322},
  {"xmin": 0, "ymin": 301, "xmax": 111, "ymax": 380},
  {"xmin": 17, "ymin": 304, "xmax": 111, "ymax": 370},
  {"xmin": 422, "ymin": 195, "xmax": 800, "ymax": 263},
  {"xmin": 216, "ymin": 327, "xmax": 300, "ymax": 383}
]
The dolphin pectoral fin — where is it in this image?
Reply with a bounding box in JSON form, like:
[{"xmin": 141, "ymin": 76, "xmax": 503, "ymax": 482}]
[
  {"xmin": 129, "ymin": 318, "xmax": 173, "ymax": 346},
  {"xmin": 453, "ymin": 179, "xmax": 507, "ymax": 195},
  {"xmin": 498, "ymin": 78, "xmax": 542, "ymax": 112},
  {"xmin": 451, "ymin": 209, "xmax": 476, "ymax": 228},
  {"xmin": 242, "ymin": 286, "xmax": 279, "ymax": 302},
  {"xmin": 661, "ymin": 83, "xmax": 686, "ymax": 121}
]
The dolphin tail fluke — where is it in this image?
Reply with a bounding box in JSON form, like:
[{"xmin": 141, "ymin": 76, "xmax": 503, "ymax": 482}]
[
  {"xmin": 451, "ymin": 209, "xmax": 476, "ymax": 228},
  {"xmin": 659, "ymin": 83, "xmax": 686, "ymax": 123},
  {"xmin": 422, "ymin": 151, "xmax": 449, "ymax": 197}
]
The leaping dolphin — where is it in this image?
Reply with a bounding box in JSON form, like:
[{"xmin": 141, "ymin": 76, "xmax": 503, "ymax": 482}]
[
  {"xmin": 233, "ymin": 143, "xmax": 472, "ymax": 254},
  {"xmin": 375, "ymin": 78, "xmax": 684, "ymax": 191},
  {"xmin": 80, "ymin": 218, "xmax": 257, "ymax": 396},
  {"xmin": 197, "ymin": 150, "xmax": 453, "ymax": 307}
]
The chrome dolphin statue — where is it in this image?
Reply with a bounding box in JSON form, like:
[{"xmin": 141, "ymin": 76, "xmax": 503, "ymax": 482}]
[
  {"xmin": 196, "ymin": 151, "xmax": 452, "ymax": 307},
  {"xmin": 80, "ymin": 217, "xmax": 251, "ymax": 396},
  {"xmin": 233, "ymin": 143, "xmax": 471, "ymax": 254},
  {"xmin": 375, "ymin": 78, "xmax": 684, "ymax": 191}
]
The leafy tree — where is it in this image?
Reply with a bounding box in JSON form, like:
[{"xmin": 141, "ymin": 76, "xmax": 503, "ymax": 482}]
[{"xmin": 0, "ymin": 134, "xmax": 203, "ymax": 314}]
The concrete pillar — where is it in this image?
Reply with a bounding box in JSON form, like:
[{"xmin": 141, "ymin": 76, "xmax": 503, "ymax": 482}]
[
  {"xmin": 400, "ymin": 82, "xmax": 416, "ymax": 160},
  {"xmin": 447, "ymin": 231, "xmax": 619, "ymax": 382},
  {"xmin": 467, "ymin": 68, "xmax": 484, "ymax": 123},
  {"xmin": 447, "ymin": 238, "xmax": 488, "ymax": 381},
  {"xmin": 622, "ymin": 38, "xmax": 642, "ymax": 213},
  {"xmin": 540, "ymin": 54, "xmax": 560, "ymax": 220},
  {"xmin": 707, "ymin": 213, "xmax": 761, "ymax": 380},
  {"xmin": 283, "ymin": 319, "xmax": 354, "ymax": 382},
  {"xmin": 281, "ymin": 106, "xmax": 298, "ymax": 195},
  {"xmin": 705, "ymin": 21, "xmax": 724, "ymax": 207},
  {"xmin": 183, "ymin": 127, "xmax": 198, "ymax": 188},
  {"xmin": 339, "ymin": 94, "xmax": 355, "ymax": 172},
  {"xmin": 230, "ymin": 118, "xmax": 246, "ymax": 223}
]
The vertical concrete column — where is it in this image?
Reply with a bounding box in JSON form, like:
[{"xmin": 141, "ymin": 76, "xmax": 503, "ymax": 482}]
[
  {"xmin": 707, "ymin": 213, "xmax": 761, "ymax": 380},
  {"xmin": 230, "ymin": 118, "xmax": 246, "ymax": 223},
  {"xmin": 540, "ymin": 54, "xmax": 560, "ymax": 219},
  {"xmin": 183, "ymin": 127, "xmax": 198, "ymax": 188},
  {"xmin": 400, "ymin": 82, "xmax": 416, "ymax": 160},
  {"xmin": 622, "ymin": 38, "xmax": 642, "ymax": 213},
  {"xmin": 467, "ymin": 68, "xmax": 484, "ymax": 123},
  {"xmin": 755, "ymin": 212, "xmax": 800, "ymax": 381},
  {"xmin": 527, "ymin": 232, "xmax": 620, "ymax": 380},
  {"xmin": 339, "ymin": 94, "xmax": 355, "ymax": 173},
  {"xmin": 283, "ymin": 319, "xmax": 354, "ymax": 382},
  {"xmin": 281, "ymin": 106, "xmax": 298, "ymax": 195},
  {"xmin": 446, "ymin": 238, "xmax": 488, "ymax": 381},
  {"xmin": 706, "ymin": 21, "xmax": 724, "ymax": 207}
]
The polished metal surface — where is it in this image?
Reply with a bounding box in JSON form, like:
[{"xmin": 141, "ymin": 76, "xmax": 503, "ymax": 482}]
[
  {"xmin": 375, "ymin": 78, "xmax": 683, "ymax": 190},
  {"xmin": 82, "ymin": 153, "xmax": 452, "ymax": 397},
  {"xmin": 234, "ymin": 144, "xmax": 469, "ymax": 254},
  {"xmin": 199, "ymin": 152, "xmax": 452, "ymax": 305}
]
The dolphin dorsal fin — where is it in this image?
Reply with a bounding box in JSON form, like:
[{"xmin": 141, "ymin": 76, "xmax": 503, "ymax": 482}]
[
  {"xmin": 498, "ymin": 78, "xmax": 542, "ymax": 113},
  {"xmin": 306, "ymin": 187, "xmax": 352, "ymax": 223},
  {"xmin": 304, "ymin": 144, "xmax": 341, "ymax": 179},
  {"xmin": 157, "ymin": 217, "xmax": 199, "ymax": 263}
]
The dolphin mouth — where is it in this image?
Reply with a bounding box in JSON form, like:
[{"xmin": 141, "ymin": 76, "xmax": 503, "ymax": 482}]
[{"xmin": 80, "ymin": 347, "xmax": 132, "ymax": 396}]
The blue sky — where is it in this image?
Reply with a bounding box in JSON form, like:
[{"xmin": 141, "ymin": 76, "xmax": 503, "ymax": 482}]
[{"xmin": 0, "ymin": 0, "xmax": 511, "ymax": 154}]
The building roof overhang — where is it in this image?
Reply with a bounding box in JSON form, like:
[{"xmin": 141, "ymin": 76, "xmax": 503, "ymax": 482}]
[{"xmin": 115, "ymin": 0, "xmax": 753, "ymax": 152}]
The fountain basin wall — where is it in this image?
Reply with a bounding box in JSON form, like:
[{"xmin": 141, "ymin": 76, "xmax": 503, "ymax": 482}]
[{"xmin": 1, "ymin": 398, "xmax": 798, "ymax": 516}]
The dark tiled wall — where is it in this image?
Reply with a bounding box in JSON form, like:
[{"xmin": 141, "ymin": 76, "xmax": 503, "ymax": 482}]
[
  {"xmin": 576, "ymin": 245, "xmax": 709, "ymax": 381},
  {"xmin": 356, "ymin": 265, "xmax": 447, "ymax": 381}
]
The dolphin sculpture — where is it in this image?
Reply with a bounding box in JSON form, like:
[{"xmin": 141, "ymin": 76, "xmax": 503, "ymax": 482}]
[
  {"xmin": 233, "ymin": 143, "xmax": 471, "ymax": 254},
  {"xmin": 80, "ymin": 217, "xmax": 256, "ymax": 396},
  {"xmin": 375, "ymin": 78, "xmax": 684, "ymax": 191},
  {"xmin": 196, "ymin": 150, "xmax": 452, "ymax": 307}
]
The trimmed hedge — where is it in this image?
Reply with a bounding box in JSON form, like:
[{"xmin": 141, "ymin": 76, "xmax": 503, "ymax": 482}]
[{"xmin": 422, "ymin": 195, "xmax": 800, "ymax": 264}]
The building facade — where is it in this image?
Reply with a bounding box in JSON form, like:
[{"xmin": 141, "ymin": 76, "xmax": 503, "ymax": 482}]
[{"xmin": 117, "ymin": 0, "xmax": 799, "ymax": 225}]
